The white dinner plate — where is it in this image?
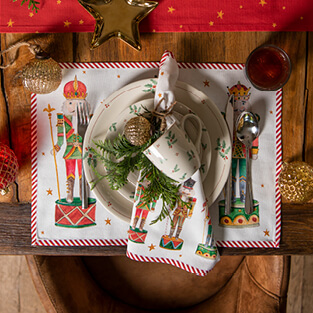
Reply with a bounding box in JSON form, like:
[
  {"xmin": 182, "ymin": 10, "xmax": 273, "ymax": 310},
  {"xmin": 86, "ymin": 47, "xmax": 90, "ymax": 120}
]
[{"xmin": 83, "ymin": 79, "xmax": 231, "ymax": 223}]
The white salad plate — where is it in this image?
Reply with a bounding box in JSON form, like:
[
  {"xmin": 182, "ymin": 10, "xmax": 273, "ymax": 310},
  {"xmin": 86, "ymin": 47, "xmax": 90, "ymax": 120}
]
[{"xmin": 83, "ymin": 79, "xmax": 231, "ymax": 223}]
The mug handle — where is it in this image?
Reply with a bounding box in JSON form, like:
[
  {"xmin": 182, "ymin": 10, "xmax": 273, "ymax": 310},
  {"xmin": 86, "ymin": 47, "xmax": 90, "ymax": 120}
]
[{"xmin": 180, "ymin": 113, "xmax": 203, "ymax": 156}]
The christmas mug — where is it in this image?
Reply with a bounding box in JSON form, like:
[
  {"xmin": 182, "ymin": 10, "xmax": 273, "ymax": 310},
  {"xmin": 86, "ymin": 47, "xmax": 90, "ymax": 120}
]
[{"xmin": 143, "ymin": 114, "xmax": 202, "ymax": 183}]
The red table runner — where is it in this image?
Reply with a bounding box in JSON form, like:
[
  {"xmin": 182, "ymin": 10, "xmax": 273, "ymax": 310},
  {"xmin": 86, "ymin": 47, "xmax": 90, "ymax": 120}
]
[{"xmin": 1, "ymin": 0, "xmax": 313, "ymax": 33}]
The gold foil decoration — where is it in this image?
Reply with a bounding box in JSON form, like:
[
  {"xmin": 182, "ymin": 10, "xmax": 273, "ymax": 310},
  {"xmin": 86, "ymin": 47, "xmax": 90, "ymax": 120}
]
[
  {"xmin": 78, "ymin": 0, "xmax": 158, "ymax": 50},
  {"xmin": 278, "ymin": 161, "xmax": 313, "ymax": 203},
  {"xmin": 124, "ymin": 116, "xmax": 151, "ymax": 146}
]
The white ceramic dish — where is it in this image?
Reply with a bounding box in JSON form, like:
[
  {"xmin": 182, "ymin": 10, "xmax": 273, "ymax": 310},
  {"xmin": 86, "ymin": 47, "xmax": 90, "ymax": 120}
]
[{"xmin": 83, "ymin": 79, "xmax": 231, "ymax": 223}]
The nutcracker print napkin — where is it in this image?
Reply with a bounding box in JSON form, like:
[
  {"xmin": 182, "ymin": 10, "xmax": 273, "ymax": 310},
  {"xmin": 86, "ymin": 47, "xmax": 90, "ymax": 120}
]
[
  {"xmin": 31, "ymin": 54, "xmax": 281, "ymax": 275},
  {"xmin": 126, "ymin": 52, "xmax": 220, "ymax": 275},
  {"xmin": 127, "ymin": 170, "xmax": 219, "ymax": 275}
]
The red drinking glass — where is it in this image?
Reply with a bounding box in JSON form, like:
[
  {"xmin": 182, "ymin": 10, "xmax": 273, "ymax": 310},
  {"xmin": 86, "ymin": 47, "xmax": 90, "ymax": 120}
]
[{"xmin": 245, "ymin": 44, "xmax": 291, "ymax": 91}]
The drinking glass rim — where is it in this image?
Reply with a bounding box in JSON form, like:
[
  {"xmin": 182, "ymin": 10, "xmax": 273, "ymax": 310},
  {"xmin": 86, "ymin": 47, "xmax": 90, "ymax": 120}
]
[{"xmin": 244, "ymin": 44, "xmax": 292, "ymax": 91}]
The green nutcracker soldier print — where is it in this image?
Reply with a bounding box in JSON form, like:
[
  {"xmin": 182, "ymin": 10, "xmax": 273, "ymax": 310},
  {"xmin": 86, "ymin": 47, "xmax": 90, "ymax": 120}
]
[
  {"xmin": 128, "ymin": 178, "xmax": 156, "ymax": 244},
  {"xmin": 195, "ymin": 200, "xmax": 218, "ymax": 259},
  {"xmin": 219, "ymin": 82, "xmax": 260, "ymax": 227},
  {"xmin": 52, "ymin": 75, "xmax": 97, "ymax": 228},
  {"xmin": 160, "ymin": 178, "xmax": 197, "ymax": 250}
]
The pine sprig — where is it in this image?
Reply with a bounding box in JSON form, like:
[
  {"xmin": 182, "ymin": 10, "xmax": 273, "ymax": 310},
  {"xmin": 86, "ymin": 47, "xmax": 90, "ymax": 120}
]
[
  {"xmin": 15, "ymin": 0, "xmax": 40, "ymax": 13},
  {"xmin": 101, "ymin": 151, "xmax": 142, "ymax": 190},
  {"xmin": 94, "ymin": 133, "xmax": 140, "ymax": 159},
  {"xmin": 139, "ymin": 155, "xmax": 181, "ymax": 224},
  {"xmin": 90, "ymin": 132, "xmax": 161, "ymax": 190}
]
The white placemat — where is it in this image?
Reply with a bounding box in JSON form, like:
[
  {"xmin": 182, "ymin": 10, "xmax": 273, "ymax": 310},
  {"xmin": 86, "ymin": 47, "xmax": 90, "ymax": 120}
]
[{"xmin": 31, "ymin": 61, "xmax": 281, "ymax": 258}]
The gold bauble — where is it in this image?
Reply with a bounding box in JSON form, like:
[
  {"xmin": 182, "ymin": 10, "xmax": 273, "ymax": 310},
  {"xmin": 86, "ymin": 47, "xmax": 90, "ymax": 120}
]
[
  {"xmin": 278, "ymin": 161, "xmax": 313, "ymax": 203},
  {"xmin": 22, "ymin": 56, "xmax": 62, "ymax": 94},
  {"xmin": 124, "ymin": 116, "xmax": 151, "ymax": 146}
]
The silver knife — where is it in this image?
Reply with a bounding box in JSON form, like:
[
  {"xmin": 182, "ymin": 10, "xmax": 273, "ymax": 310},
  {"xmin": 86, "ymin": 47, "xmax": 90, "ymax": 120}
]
[{"xmin": 224, "ymin": 94, "xmax": 234, "ymax": 215}]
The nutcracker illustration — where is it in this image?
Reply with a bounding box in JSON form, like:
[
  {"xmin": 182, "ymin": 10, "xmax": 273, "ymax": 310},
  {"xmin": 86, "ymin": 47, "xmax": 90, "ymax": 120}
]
[
  {"xmin": 230, "ymin": 82, "xmax": 259, "ymax": 203},
  {"xmin": 195, "ymin": 200, "xmax": 218, "ymax": 259},
  {"xmin": 128, "ymin": 178, "xmax": 156, "ymax": 244},
  {"xmin": 160, "ymin": 178, "xmax": 197, "ymax": 250},
  {"xmin": 53, "ymin": 75, "xmax": 91, "ymax": 203},
  {"xmin": 219, "ymin": 82, "xmax": 260, "ymax": 227},
  {"xmin": 49, "ymin": 75, "xmax": 96, "ymax": 228}
]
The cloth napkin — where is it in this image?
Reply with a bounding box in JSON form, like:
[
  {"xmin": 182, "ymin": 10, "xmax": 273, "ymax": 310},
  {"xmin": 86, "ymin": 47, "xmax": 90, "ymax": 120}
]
[{"xmin": 126, "ymin": 51, "xmax": 220, "ymax": 275}]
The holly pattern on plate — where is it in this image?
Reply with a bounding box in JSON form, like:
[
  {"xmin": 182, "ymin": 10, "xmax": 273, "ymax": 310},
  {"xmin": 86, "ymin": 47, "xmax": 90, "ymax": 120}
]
[
  {"xmin": 129, "ymin": 104, "xmax": 142, "ymax": 114},
  {"xmin": 172, "ymin": 164, "xmax": 180, "ymax": 173},
  {"xmin": 215, "ymin": 138, "xmax": 230, "ymax": 160},
  {"xmin": 109, "ymin": 122, "xmax": 117, "ymax": 132},
  {"xmin": 143, "ymin": 79, "xmax": 157, "ymax": 94},
  {"xmin": 179, "ymin": 173, "xmax": 187, "ymax": 180}
]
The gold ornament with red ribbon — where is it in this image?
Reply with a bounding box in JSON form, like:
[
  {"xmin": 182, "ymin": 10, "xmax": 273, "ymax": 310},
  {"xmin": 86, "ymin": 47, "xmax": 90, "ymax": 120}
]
[{"xmin": 0, "ymin": 143, "xmax": 19, "ymax": 195}]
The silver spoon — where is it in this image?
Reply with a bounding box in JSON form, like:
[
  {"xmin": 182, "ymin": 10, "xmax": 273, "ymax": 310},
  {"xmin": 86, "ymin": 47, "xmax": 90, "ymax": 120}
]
[{"xmin": 236, "ymin": 112, "xmax": 260, "ymax": 215}]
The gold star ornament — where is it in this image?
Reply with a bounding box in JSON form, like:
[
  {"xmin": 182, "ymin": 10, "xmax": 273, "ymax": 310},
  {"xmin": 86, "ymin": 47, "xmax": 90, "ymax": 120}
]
[{"xmin": 78, "ymin": 0, "xmax": 158, "ymax": 50}]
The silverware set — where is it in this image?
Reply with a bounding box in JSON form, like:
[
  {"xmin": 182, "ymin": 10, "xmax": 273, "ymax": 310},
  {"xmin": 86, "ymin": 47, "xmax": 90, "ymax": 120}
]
[
  {"xmin": 235, "ymin": 112, "xmax": 260, "ymax": 214},
  {"xmin": 77, "ymin": 103, "xmax": 90, "ymax": 210},
  {"xmin": 224, "ymin": 96, "xmax": 260, "ymax": 215},
  {"xmin": 224, "ymin": 95, "xmax": 234, "ymax": 215}
]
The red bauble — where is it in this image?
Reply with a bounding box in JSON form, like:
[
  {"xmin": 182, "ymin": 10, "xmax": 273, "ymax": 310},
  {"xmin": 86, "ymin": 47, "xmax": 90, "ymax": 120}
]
[{"xmin": 0, "ymin": 144, "xmax": 19, "ymax": 195}]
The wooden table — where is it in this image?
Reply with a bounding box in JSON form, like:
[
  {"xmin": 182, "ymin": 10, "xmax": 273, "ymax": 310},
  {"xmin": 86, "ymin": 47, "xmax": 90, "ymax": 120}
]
[{"xmin": 0, "ymin": 31, "xmax": 312, "ymax": 256}]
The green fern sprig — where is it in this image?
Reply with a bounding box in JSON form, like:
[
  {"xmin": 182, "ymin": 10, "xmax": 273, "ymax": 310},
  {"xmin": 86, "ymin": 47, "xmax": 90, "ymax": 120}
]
[
  {"xmin": 15, "ymin": 0, "xmax": 40, "ymax": 13},
  {"xmin": 94, "ymin": 133, "xmax": 139, "ymax": 159},
  {"xmin": 139, "ymin": 156, "xmax": 181, "ymax": 224},
  {"xmin": 90, "ymin": 132, "xmax": 161, "ymax": 190},
  {"xmin": 101, "ymin": 151, "xmax": 142, "ymax": 190}
]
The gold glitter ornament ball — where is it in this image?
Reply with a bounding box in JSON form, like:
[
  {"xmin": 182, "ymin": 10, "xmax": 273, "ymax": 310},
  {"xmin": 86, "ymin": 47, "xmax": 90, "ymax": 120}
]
[
  {"xmin": 124, "ymin": 116, "xmax": 151, "ymax": 146},
  {"xmin": 21, "ymin": 57, "xmax": 62, "ymax": 94},
  {"xmin": 278, "ymin": 161, "xmax": 313, "ymax": 203}
]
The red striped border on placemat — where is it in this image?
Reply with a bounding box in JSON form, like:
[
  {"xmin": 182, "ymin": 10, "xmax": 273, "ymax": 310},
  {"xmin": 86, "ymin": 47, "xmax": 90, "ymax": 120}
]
[
  {"xmin": 274, "ymin": 89, "xmax": 283, "ymax": 247},
  {"xmin": 216, "ymin": 240, "xmax": 278, "ymax": 248},
  {"xmin": 35, "ymin": 238, "xmax": 128, "ymax": 246},
  {"xmin": 31, "ymin": 61, "xmax": 281, "ymax": 248},
  {"xmin": 126, "ymin": 251, "xmax": 209, "ymax": 276},
  {"xmin": 30, "ymin": 94, "xmax": 38, "ymax": 245},
  {"xmin": 58, "ymin": 62, "xmax": 245, "ymax": 71},
  {"xmin": 59, "ymin": 62, "xmax": 160, "ymax": 70}
]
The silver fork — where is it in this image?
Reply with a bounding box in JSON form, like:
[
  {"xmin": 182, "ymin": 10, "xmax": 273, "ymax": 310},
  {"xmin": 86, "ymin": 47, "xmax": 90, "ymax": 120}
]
[{"xmin": 77, "ymin": 103, "xmax": 90, "ymax": 210}]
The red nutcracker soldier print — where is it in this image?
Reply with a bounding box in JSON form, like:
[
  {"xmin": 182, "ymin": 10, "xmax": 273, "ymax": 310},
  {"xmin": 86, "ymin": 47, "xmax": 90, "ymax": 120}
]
[
  {"xmin": 160, "ymin": 178, "xmax": 197, "ymax": 250},
  {"xmin": 219, "ymin": 82, "xmax": 260, "ymax": 227},
  {"xmin": 128, "ymin": 178, "xmax": 156, "ymax": 244},
  {"xmin": 51, "ymin": 75, "xmax": 97, "ymax": 228},
  {"xmin": 195, "ymin": 200, "xmax": 218, "ymax": 259}
]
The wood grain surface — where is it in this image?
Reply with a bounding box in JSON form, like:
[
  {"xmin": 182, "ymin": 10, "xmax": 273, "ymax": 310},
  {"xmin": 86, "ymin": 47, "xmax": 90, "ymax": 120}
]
[
  {"xmin": 0, "ymin": 255, "xmax": 45, "ymax": 313},
  {"xmin": 287, "ymin": 255, "xmax": 313, "ymax": 313},
  {"xmin": 0, "ymin": 31, "xmax": 311, "ymax": 255}
]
